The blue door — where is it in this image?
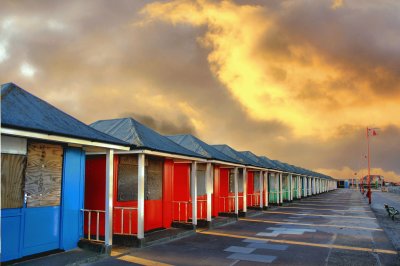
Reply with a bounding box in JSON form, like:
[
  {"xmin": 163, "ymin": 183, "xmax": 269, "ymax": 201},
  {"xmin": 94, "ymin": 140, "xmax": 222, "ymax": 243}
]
[{"xmin": 22, "ymin": 142, "xmax": 63, "ymax": 257}]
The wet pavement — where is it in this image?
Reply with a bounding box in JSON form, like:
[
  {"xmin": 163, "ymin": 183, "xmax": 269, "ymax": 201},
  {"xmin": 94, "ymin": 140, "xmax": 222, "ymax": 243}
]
[
  {"xmin": 83, "ymin": 189, "xmax": 399, "ymax": 266},
  {"xmin": 370, "ymin": 191, "xmax": 400, "ymax": 254}
]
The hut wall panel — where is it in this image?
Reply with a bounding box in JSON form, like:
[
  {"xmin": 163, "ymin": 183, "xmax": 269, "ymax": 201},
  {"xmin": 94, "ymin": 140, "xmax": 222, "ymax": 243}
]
[
  {"xmin": 173, "ymin": 163, "xmax": 190, "ymax": 221},
  {"xmin": 163, "ymin": 159, "xmax": 174, "ymax": 228},
  {"xmin": 212, "ymin": 166, "xmax": 220, "ymax": 217}
]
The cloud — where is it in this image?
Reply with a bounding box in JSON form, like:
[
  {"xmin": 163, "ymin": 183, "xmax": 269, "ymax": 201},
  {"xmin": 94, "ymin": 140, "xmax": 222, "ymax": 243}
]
[
  {"xmin": 331, "ymin": 0, "xmax": 344, "ymax": 10},
  {"xmin": 119, "ymin": 112, "xmax": 197, "ymax": 135},
  {"xmin": 315, "ymin": 166, "xmax": 400, "ymax": 183},
  {"xmin": 0, "ymin": 0, "xmax": 399, "ymax": 180},
  {"xmin": 142, "ymin": 0, "xmax": 400, "ymax": 138}
]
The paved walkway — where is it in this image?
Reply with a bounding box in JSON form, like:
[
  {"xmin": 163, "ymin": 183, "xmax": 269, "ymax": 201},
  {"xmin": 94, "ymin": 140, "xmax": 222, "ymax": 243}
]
[
  {"xmin": 83, "ymin": 189, "xmax": 399, "ymax": 266},
  {"xmin": 369, "ymin": 191, "xmax": 400, "ymax": 254}
]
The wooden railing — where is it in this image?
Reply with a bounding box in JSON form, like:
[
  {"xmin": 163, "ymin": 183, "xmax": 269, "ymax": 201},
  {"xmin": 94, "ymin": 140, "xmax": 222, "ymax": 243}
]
[{"xmin": 81, "ymin": 209, "xmax": 105, "ymax": 242}]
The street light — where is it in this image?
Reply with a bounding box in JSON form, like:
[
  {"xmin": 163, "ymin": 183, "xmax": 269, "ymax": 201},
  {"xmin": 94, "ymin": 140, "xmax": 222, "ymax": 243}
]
[{"xmin": 366, "ymin": 127, "xmax": 378, "ymax": 205}]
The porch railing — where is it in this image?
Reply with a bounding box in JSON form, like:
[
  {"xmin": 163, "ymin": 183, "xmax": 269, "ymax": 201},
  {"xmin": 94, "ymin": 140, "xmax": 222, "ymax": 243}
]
[
  {"xmin": 197, "ymin": 199, "xmax": 207, "ymax": 220},
  {"xmin": 114, "ymin": 206, "xmax": 138, "ymax": 235},
  {"xmin": 220, "ymin": 196, "xmax": 234, "ymax": 212},
  {"xmin": 172, "ymin": 201, "xmax": 190, "ymax": 223},
  {"xmin": 81, "ymin": 209, "xmax": 105, "ymax": 242},
  {"xmin": 247, "ymin": 193, "xmax": 260, "ymax": 206}
]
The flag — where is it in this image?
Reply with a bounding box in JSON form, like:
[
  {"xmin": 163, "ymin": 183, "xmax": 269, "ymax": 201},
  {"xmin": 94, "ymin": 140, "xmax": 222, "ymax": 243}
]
[{"xmin": 367, "ymin": 128, "xmax": 378, "ymax": 137}]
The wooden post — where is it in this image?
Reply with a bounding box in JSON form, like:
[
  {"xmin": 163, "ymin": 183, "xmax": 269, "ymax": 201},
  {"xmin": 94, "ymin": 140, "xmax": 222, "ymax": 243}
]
[
  {"xmin": 105, "ymin": 149, "xmax": 114, "ymax": 247},
  {"xmin": 243, "ymin": 168, "xmax": 247, "ymax": 213},
  {"xmin": 191, "ymin": 161, "xmax": 197, "ymax": 226},
  {"xmin": 206, "ymin": 162, "xmax": 212, "ymax": 222},
  {"xmin": 259, "ymin": 171, "xmax": 263, "ymax": 209},
  {"xmin": 137, "ymin": 153, "xmax": 145, "ymax": 239},
  {"xmin": 234, "ymin": 167, "xmax": 239, "ymax": 214},
  {"xmin": 264, "ymin": 171, "xmax": 269, "ymax": 207},
  {"xmin": 289, "ymin": 174, "xmax": 293, "ymax": 201},
  {"xmin": 279, "ymin": 172, "xmax": 283, "ymax": 204}
]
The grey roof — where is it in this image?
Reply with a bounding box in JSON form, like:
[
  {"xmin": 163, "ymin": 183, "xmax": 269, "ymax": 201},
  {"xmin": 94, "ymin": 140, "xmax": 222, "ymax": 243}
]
[
  {"xmin": 212, "ymin": 144, "xmax": 264, "ymax": 169},
  {"xmin": 90, "ymin": 118, "xmax": 206, "ymax": 159},
  {"xmin": 166, "ymin": 134, "xmax": 242, "ymax": 165},
  {"xmin": 272, "ymin": 160, "xmax": 293, "ymax": 173},
  {"xmin": 259, "ymin": 156, "xmax": 280, "ymax": 170},
  {"xmin": 1, "ymin": 83, "xmax": 129, "ymax": 146},
  {"xmin": 239, "ymin": 151, "xmax": 274, "ymax": 169}
]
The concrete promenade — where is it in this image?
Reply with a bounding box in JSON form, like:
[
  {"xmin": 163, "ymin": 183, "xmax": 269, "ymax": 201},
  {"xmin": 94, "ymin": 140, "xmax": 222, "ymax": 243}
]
[
  {"xmin": 83, "ymin": 189, "xmax": 399, "ymax": 266},
  {"xmin": 15, "ymin": 190, "xmax": 399, "ymax": 265}
]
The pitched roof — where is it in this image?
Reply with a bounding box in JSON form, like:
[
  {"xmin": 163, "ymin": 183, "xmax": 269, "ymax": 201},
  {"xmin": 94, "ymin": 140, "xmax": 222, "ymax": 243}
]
[
  {"xmin": 239, "ymin": 151, "xmax": 275, "ymax": 169},
  {"xmin": 212, "ymin": 144, "xmax": 264, "ymax": 168},
  {"xmin": 167, "ymin": 134, "xmax": 242, "ymax": 165},
  {"xmin": 259, "ymin": 156, "xmax": 280, "ymax": 171},
  {"xmin": 90, "ymin": 117, "xmax": 205, "ymax": 159},
  {"xmin": 272, "ymin": 160, "xmax": 293, "ymax": 173},
  {"xmin": 1, "ymin": 83, "xmax": 128, "ymax": 146}
]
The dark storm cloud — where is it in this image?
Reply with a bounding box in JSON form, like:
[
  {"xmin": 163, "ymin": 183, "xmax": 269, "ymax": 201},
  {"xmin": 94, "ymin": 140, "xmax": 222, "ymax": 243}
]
[{"xmin": 119, "ymin": 112, "xmax": 197, "ymax": 135}]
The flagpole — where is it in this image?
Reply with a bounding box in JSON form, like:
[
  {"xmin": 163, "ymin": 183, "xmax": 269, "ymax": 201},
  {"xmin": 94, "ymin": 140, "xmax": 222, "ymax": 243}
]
[{"xmin": 367, "ymin": 127, "xmax": 371, "ymax": 204}]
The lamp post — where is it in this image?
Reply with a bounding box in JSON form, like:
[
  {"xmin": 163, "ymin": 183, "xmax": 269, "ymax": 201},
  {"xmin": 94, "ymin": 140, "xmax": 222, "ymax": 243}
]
[{"xmin": 366, "ymin": 127, "xmax": 378, "ymax": 205}]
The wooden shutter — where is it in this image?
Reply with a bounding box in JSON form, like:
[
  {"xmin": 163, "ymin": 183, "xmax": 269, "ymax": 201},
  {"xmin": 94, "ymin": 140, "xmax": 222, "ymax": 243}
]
[
  {"xmin": 1, "ymin": 154, "xmax": 26, "ymax": 208},
  {"xmin": 25, "ymin": 142, "xmax": 63, "ymax": 207}
]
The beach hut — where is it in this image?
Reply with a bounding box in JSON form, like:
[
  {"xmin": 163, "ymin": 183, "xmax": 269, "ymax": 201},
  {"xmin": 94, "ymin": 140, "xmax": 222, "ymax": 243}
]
[
  {"xmin": 211, "ymin": 145, "xmax": 267, "ymax": 215},
  {"xmin": 238, "ymin": 151, "xmax": 279, "ymax": 209},
  {"xmin": 86, "ymin": 118, "xmax": 207, "ymax": 246},
  {"xmin": 1, "ymin": 83, "xmax": 129, "ymax": 262},
  {"xmin": 166, "ymin": 134, "xmax": 245, "ymax": 223}
]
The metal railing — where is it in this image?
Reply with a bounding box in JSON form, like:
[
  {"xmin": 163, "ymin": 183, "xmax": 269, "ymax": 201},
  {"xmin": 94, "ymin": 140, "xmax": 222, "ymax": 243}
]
[
  {"xmin": 114, "ymin": 206, "xmax": 138, "ymax": 235},
  {"xmin": 81, "ymin": 209, "xmax": 105, "ymax": 242}
]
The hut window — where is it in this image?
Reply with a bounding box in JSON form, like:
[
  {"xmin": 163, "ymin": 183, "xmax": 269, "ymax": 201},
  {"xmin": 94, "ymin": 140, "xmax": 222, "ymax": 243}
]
[
  {"xmin": 254, "ymin": 172, "xmax": 260, "ymax": 192},
  {"xmin": 1, "ymin": 154, "xmax": 26, "ymax": 209},
  {"xmin": 146, "ymin": 157, "xmax": 163, "ymax": 200},
  {"xmin": 117, "ymin": 155, "xmax": 138, "ymax": 201},
  {"xmin": 238, "ymin": 170, "xmax": 244, "ymax": 192},
  {"xmin": 196, "ymin": 164, "xmax": 206, "ymax": 196},
  {"xmin": 117, "ymin": 155, "xmax": 163, "ymax": 201},
  {"xmin": 229, "ymin": 169, "xmax": 234, "ymax": 193},
  {"xmin": 228, "ymin": 169, "xmax": 243, "ymax": 193}
]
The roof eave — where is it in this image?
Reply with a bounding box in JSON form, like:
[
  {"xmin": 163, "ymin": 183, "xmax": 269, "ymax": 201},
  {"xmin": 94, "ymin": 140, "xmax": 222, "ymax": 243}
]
[{"xmin": 1, "ymin": 127, "xmax": 130, "ymax": 150}]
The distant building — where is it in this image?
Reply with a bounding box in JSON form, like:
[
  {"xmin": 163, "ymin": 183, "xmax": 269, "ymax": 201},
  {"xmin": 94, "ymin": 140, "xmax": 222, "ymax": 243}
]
[{"xmin": 362, "ymin": 175, "xmax": 384, "ymax": 188}]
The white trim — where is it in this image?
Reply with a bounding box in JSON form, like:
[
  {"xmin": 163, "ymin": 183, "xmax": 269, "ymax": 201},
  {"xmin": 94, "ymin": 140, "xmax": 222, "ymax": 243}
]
[
  {"xmin": 88, "ymin": 149, "xmax": 207, "ymax": 162},
  {"xmin": 105, "ymin": 149, "xmax": 114, "ymax": 246},
  {"xmin": 1, "ymin": 127, "xmax": 129, "ymax": 150}
]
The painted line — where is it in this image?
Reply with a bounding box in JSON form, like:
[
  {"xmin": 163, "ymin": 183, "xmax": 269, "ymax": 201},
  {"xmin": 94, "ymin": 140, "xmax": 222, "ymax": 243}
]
[
  {"xmin": 117, "ymin": 255, "xmax": 173, "ymax": 266},
  {"xmin": 292, "ymin": 203, "xmax": 366, "ymax": 208},
  {"xmin": 199, "ymin": 231, "xmax": 398, "ymax": 255},
  {"xmin": 263, "ymin": 211, "xmax": 376, "ymax": 219},
  {"xmin": 282, "ymin": 206, "xmax": 372, "ymax": 212},
  {"xmin": 239, "ymin": 218, "xmax": 382, "ymax": 231}
]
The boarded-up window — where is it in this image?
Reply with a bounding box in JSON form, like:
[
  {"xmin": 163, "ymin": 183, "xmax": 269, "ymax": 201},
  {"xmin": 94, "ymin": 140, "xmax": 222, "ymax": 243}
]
[
  {"xmin": 117, "ymin": 155, "xmax": 163, "ymax": 201},
  {"xmin": 25, "ymin": 142, "xmax": 63, "ymax": 207},
  {"xmin": 1, "ymin": 154, "xmax": 26, "ymax": 209},
  {"xmin": 254, "ymin": 172, "xmax": 260, "ymax": 192},
  {"xmin": 196, "ymin": 164, "xmax": 206, "ymax": 196}
]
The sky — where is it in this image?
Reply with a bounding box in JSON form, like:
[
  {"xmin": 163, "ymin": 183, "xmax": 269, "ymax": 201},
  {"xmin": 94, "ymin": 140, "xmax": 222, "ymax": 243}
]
[{"xmin": 1, "ymin": 0, "xmax": 399, "ymax": 182}]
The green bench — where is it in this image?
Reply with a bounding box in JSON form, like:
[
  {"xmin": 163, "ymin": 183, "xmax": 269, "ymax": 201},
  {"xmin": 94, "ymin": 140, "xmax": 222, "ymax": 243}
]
[{"xmin": 384, "ymin": 204, "xmax": 399, "ymax": 220}]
